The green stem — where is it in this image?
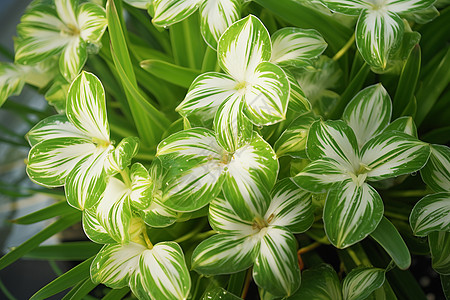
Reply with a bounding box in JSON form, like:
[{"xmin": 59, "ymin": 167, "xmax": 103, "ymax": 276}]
[
  {"xmin": 385, "ymin": 190, "xmax": 431, "ymax": 198},
  {"xmin": 0, "ymin": 278, "xmax": 17, "ymax": 300},
  {"xmin": 333, "ymin": 34, "xmax": 355, "ymax": 61},
  {"xmin": 174, "ymin": 220, "xmax": 206, "ymax": 243},
  {"xmin": 142, "ymin": 229, "xmax": 153, "ymax": 249},
  {"xmin": 119, "ymin": 168, "xmax": 132, "ymax": 188},
  {"xmin": 191, "ymin": 275, "xmax": 204, "ymax": 300}
]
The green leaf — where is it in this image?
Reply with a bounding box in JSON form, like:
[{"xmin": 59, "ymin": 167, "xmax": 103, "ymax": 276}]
[
  {"xmin": 62, "ymin": 277, "xmax": 97, "ymax": 300},
  {"xmin": 0, "ymin": 214, "xmax": 80, "ymax": 270},
  {"xmin": 265, "ymin": 178, "xmax": 314, "ymax": 233},
  {"xmin": 253, "ymin": 226, "xmax": 300, "ymax": 297},
  {"xmin": 324, "ymin": 180, "xmax": 383, "ymax": 248},
  {"xmin": 270, "ymin": 27, "xmax": 327, "ymax": 67},
  {"xmin": 360, "ymin": 131, "xmax": 431, "ymax": 181},
  {"xmin": 30, "ymin": 257, "xmax": 94, "ymax": 300},
  {"xmin": 307, "ymin": 120, "xmax": 360, "ymax": 173},
  {"xmin": 151, "ymin": 0, "xmax": 201, "ymax": 28},
  {"xmin": 429, "ymin": 231, "xmax": 450, "ymax": 275},
  {"xmin": 441, "ymin": 274, "xmax": 450, "ymax": 299},
  {"xmin": 176, "ymin": 72, "xmax": 236, "ymax": 127},
  {"xmin": 12, "ymin": 201, "xmax": 75, "ymax": 225},
  {"xmin": 199, "ymin": 0, "xmax": 241, "ymax": 49},
  {"xmin": 217, "ymin": 15, "xmax": 271, "ymax": 82},
  {"xmin": 410, "ymin": 192, "xmax": 450, "ymax": 236},
  {"xmin": 59, "ymin": 37, "xmax": 86, "ymax": 81},
  {"xmin": 222, "ymin": 134, "xmax": 278, "ymax": 221},
  {"xmin": 356, "ymin": 9, "xmax": 404, "ymax": 70},
  {"xmin": 202, "ymin": 286, "xmax": 241, "ymax": 300},
  {"xmin": 342, "ymin": 84, "xmax": 392, "ymax": 149},
  {"xmin": 192, "ymin": 234, "xmax": 259, "ymax": 275},
  {"xmin": 384, "ymin": 117, "xmax": 418, "ymax": 137},
  {"xmin": 91, "ymin": 242, "xmax": 146, "ymax": 288},
  {"xmin": 291, "ymin": 264, "xmax": 342, "ymax": 299},
  {"xmin": 370, "ymin": 217, "xmax": 411, "ymax": 270},
  {"xmin": 342, "ymin": 267, "xmax": 385, "ymax": 300},
  {"xmin": 274, "ymin": 112, "xmax": 316, "ymax": 158},
  {"xmin": 0, "ymin": 63, "xmax": 25, "ymax": 106},
  {"xmin": 23, "ymin": 242, "xmax": 102, "ymax": 261},
  {"xmin": 140, "ymin": 199, "xmax": 179, "ymax": 228},
  {"xmin": 140, "ymin": 59, "xmax": 201, "ymax": 88},
  {"xmin": 293, "ymin": 158, "xmax": 350, "ymax": 193},
  {"xmin": 420, "ymin": 144, "xmax": 450, "ymax": 193},
  {"xmin": 135, "ymin": 242, "xmax": 191, "ymax": 300}
]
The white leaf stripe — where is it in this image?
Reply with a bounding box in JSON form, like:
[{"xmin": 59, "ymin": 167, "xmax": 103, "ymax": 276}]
[
  {"xmin": 342, "ymin": 83, "xmax": 392, "ymax": 148},
  {"xmin": 209, "ymin": 197, "xmax": 257, "ymax": 235},
  {"xmin": 139, "ymin": 242, "xmax": 191, "ymax": 300},
  {"xmin": 421, "ymin": 144, "xmax": 450, "ymax": 193},
  {"xmin": 386, "ymin": 0, "xmax": 436, "ymax": 13},
  {"xmin": 361, "ymin": 131, "xmax": 430, "ymax": 181},
  {"xmin": 176, "ymin": 72, "xmax": 236, "ymax": 127},
  {"xmin": 321, "ymin": 0, "xmax": 372, "ymax": 15},
  {"xmin": 253, "ymin": 226, "xmax": 301, "ymax": 297},
  {"xmin": 152, "ymin": 0, "xmax": 201, "ymax": 27},
  {"xmin": 270, "ymin": 27, "xmax": 327, "ymax": 67},
  {"xmin": 59, "ymin": 37, "xmax": 86, "ymax": 81},
  {"xmin": 355, "ymin": 9, "xmax": 404, "ymax": 70},
  {"xmin": 410, "ymin": 193, "xmax": 450, "ymax": 236},
  {"xmin": 324, "ymin": 180, "xmax": 383, "ymax": 248},
  {"xmin": 243, "ymin": 62, "xmax": 289, "ymax": 125},
  {"xmin": 265, "ymin": 178, "xmax": 313, "ymax": 234},
  {"xmin": 55, "ymin": 0, "xmax": 78, "ymax": 27},
  {"xmin": 82, "ymin": 209, "xmax": 116, "ymax": 244},
  {"xmin": 218, "ymin": 15, "xmax": 271, "ymax": 82},
  {"xmin": 67, "ymin": 72, "xmax": 110, "ymax": 143},
  {"xmin": 342, "ymin": 268, "xmax": 385, "ymax": 300},
  {"xmin": 130, "ymin": 163, "xmax": 153, "ymax": 211},
  {"xmin": 90, "ymin": 242, "xmax": 146, "ymax": 288},
  {"xmin": 77, "ymin": 2, "xmax": 107, "ymax": 43},
  {"xmin": 199, "ymin": 0, "xmax": 240, "ymax": 49}
]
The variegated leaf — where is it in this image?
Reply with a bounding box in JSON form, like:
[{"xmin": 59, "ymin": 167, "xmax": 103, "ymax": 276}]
[
  {"xmin": 0, "ymin": 63, "xmax": 25, "ymax": 106},
  {"xmin": 59, "ymin": 37, "xmax": 86, "ymax": 81},
  {"xmin": 141, "ymin": 199, "xmax": 179, "ymax": 228},
  {"xmin": 93, "ymin": 177, "xmax": 132, "ymax": 244},
  {"xmin": 320, "ymin": 0, "xmax": 371, "ymax": 15},
  {"xmin": 421, "ymin": 144, "xmax": 450, "ymax": 193},
  {"xmin": 410, "ymin": 192, "xmax": 450, "ymax": 236},
  {"xmin": 214, "ymin": 93, "xmax": 253, "ymax": 152},
  {"xmin": 253, "ymin": 226, "xmax": 301, "ymax": 297},
  {"xmin": 242, "ymin": 61, "xmax": 289, "ymax": 126},
  {"xmin": 27, "ymin": 137, "xmax": 94, "ymax": 187},
  {"xmin": 342, "ymin": 84, "xmax": 392, "ymax": 148},
  {"xmin": 67, "ymin": 71, "xmax": 110, "ymax": 143},
  {"xmin": 292, "ymin": 264, "xmax": 343, "ymax": 300},
  {"xmin": 129, "ymin": 270, "xmax": 152, "ymax": 300},
  {"xmin": 155, "ymin": 128, "xmax": 226, "ymax": 211},
  {"xmin": 91, "ymin": 242, "xmax": 146, "ymax": 288},
  {"xmin": 77, "ymin": 2, "xmax": 107, "ymax": 43},
  {"xmin": 386, "ymin": 0, "xmax": 436, "ymax": 13},
  {"xmin": 192, "ymin": 233, "xmax": 260, "ymax": 275},
  {"xmin": 124, "ymin": 0, "xmax": 152, "ymax": 9},
  {"xmin": 429, "ymin": 231, "xmax": 450, "ymax": 275},
  {"xmin": 360, "ymin": 131, "xmax": 430, "ymax": 181},
  {"xmin": 286, "ymin": 71, "xmax": 311, "ymax": 113},
  {"xmin": 265, "ymin": 178, "xmax": 313, "ymax": 234},
  {"xmin": 274, "ymin": 112, "xmax": 316, "ymax": 158},
  {"xmin": 293, "ymin": 158, "xmax": 350, "ymax": 193},
  {"xmin": 384, "ymin": 116, "xmax": 418, "ymax": 137},
  {"xmin": 15, "ymin": 5, "xmax": 71, "ymax": 65},
  {"xmin": 270, "ymin": 28, "xmax": 327, "ymax": 67},
  {"xmin": 130, "ymin": 163, "xmax": 153, "ymax": 210},
  {"xmin": 324, "ymin": 180, "xmax": 383, "ymax": 248},
  {"xmin": 26, "ymin": 114, "xmax": 86, "ymax": 147},
  {"xmin": 137, "ymin": 242, "xmax": 191, "ymax": 300},
  {"xmin": 106, "ymin": 137, "xmax": 140, "ymax": 175},
  {"xmin": 151, "ymin": 0, "xmax": 201, "ymax": 27},
  {"xmin": 342, "ymin": 267, "xmax": 385, "ymax": 300},
  {"xmin": 355, "ymin": 9, "xmax": 404, "ymax": 70},
  {"xmin": 176, "ymin": 72, "xmax": 236, "ymax": 127},
  {"xmin": 55, "ymin": 0, "xmax": 78, "ymax": 26},
  {"xmin": 82, "ymin": 208, "xmax": 116, "ymax": 244},
  {"xmin": 65, "ymin": 145, "xmax": 113, "ymax": 210},
  {"xmin": 222, "ymin": 134, "xmax": 278, "ymax": 221},
  {"xmin": 209, "ymin": 196, "xmax": 258, "ymax": 235},
  {"xmin": 217, "ymin": 15, "xmax": 271, "ymax": 82},
  {"xmin": 199, "ymin": 0, "xmax": 240, "ymax": 49},
  {"xmin": 307, "ymin": 120, "xmax": 360, "ymax": 173}
]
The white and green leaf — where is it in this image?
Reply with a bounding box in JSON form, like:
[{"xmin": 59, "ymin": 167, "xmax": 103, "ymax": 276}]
[
  {"xmin": 77, "ymin": 2, "xmax": 107, "ymax": 43},
  {"xmin": 292, "ymin": 264, "xmax": 343, "ymax": 300},
  {"xmin": 199, "ymin": 0, "xmax": 240, "ymax": 49},
  {"xmin": 429, "ymin": 231, "xmax": 450, "ymax": 275},
  {"xmin": 384, "ymin": 116, "xmax": 418, "ymax": 137},
  {"xmin": 324, "ymin": 180, "xmax": 384, "ymax": 248},
  {"xmin": 320, "ymin": 0, "xmax": 371, "ymax": 15},
  {"xmin": 265, "ymin": 178, "xmax": 314, "ymax": 234},
  {"xmin": 151, "ymin": 0, "xmax": 201, "ymax": 28},
  {"xmin": 342, "ymin": 267, "xmax": 385, "ymax": 300},
  {"xmin": 270, "ymin": 27, "xmax": 327, "ymax": 67},
  {"xmin": 420, "ymin": 144, "xmax": 450, "ymax": 193},
  {"xmin": 82, "ymin": 208, "xmax": 116, "ymax": 244},
  {"xmin": 360, "ymin": 131, "xmax": 430, "ymax": 181},
  {"xmin": 0, "ymin": 63, "xmax": 25, "ymax": 106},
  {"xmin": 140, "ymin": 199, "xmax": 179, "ymax": 228},
  {"xmin": 130, "ymin": 163, "xmax": 153, "ymax": 210},
  {"xmin": 410, "ymin": 192, "xmax": 450, "ymax": 237},
  {"xmin": 106, "ymin": 137, "xmax": 140, "ymax": 175},
  {"xmin": 55, "ymin": 0, "xmax": 78, "ymax": 27},
  {"xmin": 386, "ymin": 0, "xmax": 436, "ymax": 14},
  {"xmin": 342, "ymin": 83, "xmax": 392, "ymax": 148},
  {"xmin": 253, "ymin": 226, "xmax": 301, "ymax": 297},
  {"xmin": 286, "ymin": 71, "xmax": 311, "ymax": 113},
  {"xmin": 59, "ymin": 37, "xmax": 87, "ymax": 81}
]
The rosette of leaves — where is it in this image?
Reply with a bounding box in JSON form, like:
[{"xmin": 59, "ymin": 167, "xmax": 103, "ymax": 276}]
[
  {"xmin": 320, "ymin": 0, "xmax": 435, "ymax": 71},
  {"xmin": 192, "ymin": 178, "xmax": 314, "ymax": 297},
  {"xmin": 293, "ymin": 83, "xmax": 430, "ymax": 248},
  {"xmin": 15, "ymin": 0, "xmax": 107, "ymax": 82}
]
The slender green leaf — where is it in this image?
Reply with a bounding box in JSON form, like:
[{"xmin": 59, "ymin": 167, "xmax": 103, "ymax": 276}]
[
  {"xmin": 61, "ymin": 277, "xmax": 97, "ymax": 300},
  {"xmin": 24, "ymin": 242, "xmax": 102, "ymax": 261},
  {"xmin": 12, "ymin": 201, "xmax": 75, "ymax": 225},
  {"xmin": 140, "ymin": 59, "xmax": 201, "ymax": 88}
]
